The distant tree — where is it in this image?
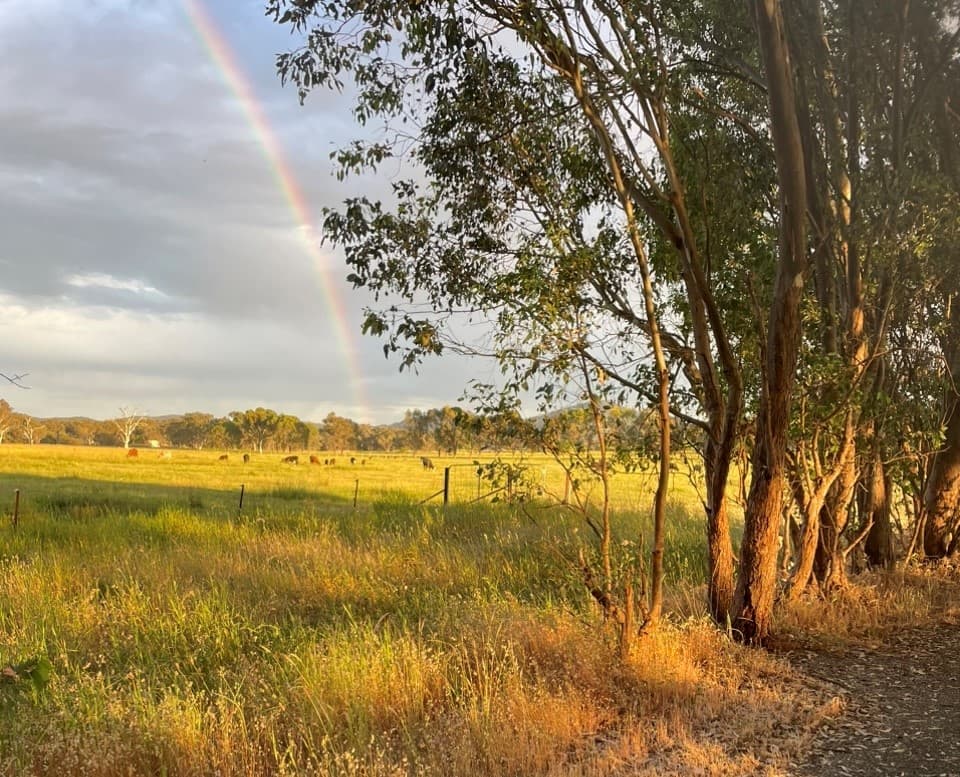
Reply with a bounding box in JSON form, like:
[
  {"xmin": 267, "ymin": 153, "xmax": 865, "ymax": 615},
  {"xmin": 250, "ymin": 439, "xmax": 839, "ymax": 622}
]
[
  {"xmin": 354, "ymin": 423, "xmax": 375, "ymax": 450},
  {"xmin": 208, "ymin": 417, "xmax": 242, "ymax": 450},
  {"xmin": 364, "ymin": 424, "xmax": 405, "ymax": 451},
  {"xmin": 275, "ymin": 414, "xmax": 311, "ymax": 451},
  {"xmin": 136, "ymin": 418, "xmax": 165, "ymax": 448},
  {"xmin": 18, "ymin": 415, "xmax": 44, "ymax": 445},
  {"xmin": 112, "ymin": 407, "xmax": 145, "ymax": 449},
  {"xmin": 230, "ymin": 408, "xmax": 280, "ymax": 454},
  {"xmin": 92, "ymin": 421, "xmax": 121, "ymax": 446},
  {"xmin": 0, "ymin": 400, "xmax": 14, "ymax": 444},
  {"xmin": 401, "ymin": 410, "xmax": 431, "ymax": 451},
  {"xmin": 63, "ymin": 418, "xmax": 97, "ymax": 446},
  {"xmin": 165, "ymin": 413, "xmax": 216, "ymax": 450},
  {"xmin": 40, "ymin": 419, "xmax": 66, "ymax": 444},
  {"xmin": 434, "ymin": 406, "xmax": 468, "ymax": 455},
  {"xmin": 318, "ymin": 412, "xmax": 357, "ymax": 452}
]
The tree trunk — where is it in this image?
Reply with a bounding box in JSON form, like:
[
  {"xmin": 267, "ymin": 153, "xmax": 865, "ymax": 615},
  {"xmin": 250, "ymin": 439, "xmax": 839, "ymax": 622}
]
[
  {"xmin": 863, "ymin": 449, "xmax": 894, "ymax": 568},
  {"xmin": 815, "ymin": 416, "xmax": 858, "ymax": 589},
  {"xmin": 923, "ymin": 394, "xmax": 960, "ymax": 557},
  {"xmin": 705, "ymin": 437, "xmax": 736, "ymax": 623},
  {"xmin": 735, "ymin": 426, "xmax": 788, "ymax": 643},
  {"xmin": 787, "ymin": 488, "xmax": 823, "ymax": 599},
  {"xmin": 735, "ymin": 0, "xmax": 808, "ymax": 644},
  {"xmin": 924, "ymin": 303, "xmax": 960, "ymax": 558}
]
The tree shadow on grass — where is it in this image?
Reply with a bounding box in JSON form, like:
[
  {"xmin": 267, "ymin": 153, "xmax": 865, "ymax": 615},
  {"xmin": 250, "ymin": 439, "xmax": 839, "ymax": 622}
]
[{"xmin": 0, "ymin": 472, "xmax": 356, "ymax": 531}]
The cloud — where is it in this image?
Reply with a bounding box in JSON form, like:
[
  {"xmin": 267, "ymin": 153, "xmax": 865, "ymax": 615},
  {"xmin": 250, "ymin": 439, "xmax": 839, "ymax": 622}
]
[
  {"xmin": 0, "ymin": 291, "xmax": 483, "ymax": 424},
  {"xmin": 0, "ymin": 0, "xmax": 482, "ymax": 423}
]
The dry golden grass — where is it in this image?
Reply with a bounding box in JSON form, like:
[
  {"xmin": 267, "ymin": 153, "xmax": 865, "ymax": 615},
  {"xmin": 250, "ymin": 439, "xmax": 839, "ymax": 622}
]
[
  {"xmin": 6, "ymin": 444, "xmax": 942, "ymax": 776},
  {"xmin": 776, "ymin": 560, "xmax": 960, "ymax": 649}
]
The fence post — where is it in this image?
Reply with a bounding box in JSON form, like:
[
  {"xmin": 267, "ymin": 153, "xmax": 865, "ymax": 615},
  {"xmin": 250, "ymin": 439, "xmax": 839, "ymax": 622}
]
[
  {"xmin": 443, "ymin": 467, "xmax": 451, "ymax": 506},
  {"xmin": 237, "ymin": 484, "xmax": 245, "ymax": 522},
  {"xmin": 353, "ymin": 479, "xmax": 359, "ymax": 509},
  {"xmin": 12, "ymin": 489, "xmax": 20, "ymax": 528}
]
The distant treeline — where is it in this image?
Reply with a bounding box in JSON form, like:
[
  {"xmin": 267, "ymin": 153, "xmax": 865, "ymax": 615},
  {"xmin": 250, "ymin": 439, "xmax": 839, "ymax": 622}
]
[{"xmin": 0, "ymin": 401, "xmax": 660, "ymax": 455}]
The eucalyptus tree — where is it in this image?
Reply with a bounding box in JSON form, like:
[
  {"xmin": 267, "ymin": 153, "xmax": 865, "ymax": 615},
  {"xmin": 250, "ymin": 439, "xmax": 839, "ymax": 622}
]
[
  {"xmin": 230, "ymin": 407, "xmax": 281, "ymax": 454},
  {"xmin": 274, "ymin": 0, "xmax": 960, "ymax": 639},
  {"xmin": 0, "ymin": 399, "xmax": 14, "ymax": 445},
  {"xmin": 17, "ymin": 414, "xmax": 44, "ymax": 446},
  {"xmin": 318, "ymin": 412, "xmax": 358, "ymax": 452},
  {"xmin": 773, "ymin": 0, "xmax": 960, "ymax": 580},
  {"xmin": 920, "ymin": 21, "xmax": 960, "ymax": 558},
  {"xmin": 269, "ymin": 0, "xmax": 789, "ymax": 633},
  {"xmin": 275, "ymin": 414, "xmax": 312, "ymax": 451},
  {"xmin": 165, "ymin": 412, "xmax": 216, "ymax": 450},
  {"xmin": 112, "ymin": 406, "xmax": 145, "ymax": 450}
]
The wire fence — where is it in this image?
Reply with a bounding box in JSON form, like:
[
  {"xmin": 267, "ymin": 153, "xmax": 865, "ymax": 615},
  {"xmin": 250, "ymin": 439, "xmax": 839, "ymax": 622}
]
[{"xmin": 416, "ymin": 460, "xmax": 699, "ymax": 513}]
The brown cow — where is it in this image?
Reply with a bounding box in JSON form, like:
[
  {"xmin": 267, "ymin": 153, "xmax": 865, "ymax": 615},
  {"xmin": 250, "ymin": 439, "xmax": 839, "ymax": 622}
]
[
  {"xmin": 309, "ymin": 455, "xmax": 321, "ymax": 465},
  {"xmin": 282, "ymin": 455, "xmax": 299, "ymax": 464},
  {"xmin": 421, "ymin": 456, "xmax": 434, "ymax": 470},
  {"xmin": 218, "ymin": 454, "xmax": 229, "ymax": 461},
  {"xmin": 126, "ymin": 448, "xmax": 138, "ymax": 458},
  {"xmin": 242, "ymin": 453, "xmax": 250, "ymax": 464}
]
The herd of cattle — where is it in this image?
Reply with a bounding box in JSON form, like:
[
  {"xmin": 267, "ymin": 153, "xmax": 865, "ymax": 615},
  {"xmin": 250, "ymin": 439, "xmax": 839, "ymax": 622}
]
[{"xmin": 125, "ymin": 448, "xmax": 369, "ymax": 466}]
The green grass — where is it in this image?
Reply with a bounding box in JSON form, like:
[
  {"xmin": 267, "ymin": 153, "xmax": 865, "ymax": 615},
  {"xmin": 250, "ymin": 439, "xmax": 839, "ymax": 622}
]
[{"xmin": 0, "ymin": 444, "xmax": 780, "ymax": 777}]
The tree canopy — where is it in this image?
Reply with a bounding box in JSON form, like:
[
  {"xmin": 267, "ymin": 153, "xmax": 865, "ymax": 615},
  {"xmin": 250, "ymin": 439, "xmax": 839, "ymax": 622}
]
[{"xmin": 270, "ymin": 0, "xmax": 960, "ymax": 642}]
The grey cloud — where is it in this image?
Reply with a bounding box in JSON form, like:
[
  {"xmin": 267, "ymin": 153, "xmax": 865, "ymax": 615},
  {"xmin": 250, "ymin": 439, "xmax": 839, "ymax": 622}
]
[{"xmin": 0, "ymin": 0, "xmax": 476, "ymax": 422}]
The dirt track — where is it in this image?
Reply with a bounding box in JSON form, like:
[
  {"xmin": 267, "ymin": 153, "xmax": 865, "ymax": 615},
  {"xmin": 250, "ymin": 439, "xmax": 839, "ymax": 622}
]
[{"xmin": 791, "ymin": 622, "xmax": 960, "ymax": 777}]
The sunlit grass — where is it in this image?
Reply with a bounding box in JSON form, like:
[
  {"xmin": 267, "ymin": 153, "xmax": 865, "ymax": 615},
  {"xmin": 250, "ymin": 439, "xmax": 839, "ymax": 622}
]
[{"xmin": 0, "ymin": 444, "xmax": 829, "ymax": 776}]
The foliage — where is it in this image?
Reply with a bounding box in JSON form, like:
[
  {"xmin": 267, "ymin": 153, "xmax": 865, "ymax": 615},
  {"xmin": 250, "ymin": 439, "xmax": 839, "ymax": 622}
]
[
  {"xmin": 0, "ymin": 399, "xmax": 14, "ymax": 445},
  {"xmin": 230, "ymin": 407, "xmax": 281, "ymax": 454},
  {"xmin": 165, "ymin": 412, "xmax": 216, "ymax": 450}
]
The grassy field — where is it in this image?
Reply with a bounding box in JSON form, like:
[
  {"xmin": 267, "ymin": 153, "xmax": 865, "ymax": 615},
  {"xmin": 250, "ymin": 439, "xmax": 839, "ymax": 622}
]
[{"xmin": 0, "ymin": 445, "xmax": 834, "ymax": 776}]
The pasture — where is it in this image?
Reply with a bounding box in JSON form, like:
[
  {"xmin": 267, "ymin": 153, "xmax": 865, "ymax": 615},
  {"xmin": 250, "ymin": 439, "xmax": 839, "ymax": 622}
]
[{"xmin": 0, "ymin": 445, "xmax": 829, "ymax": 776}]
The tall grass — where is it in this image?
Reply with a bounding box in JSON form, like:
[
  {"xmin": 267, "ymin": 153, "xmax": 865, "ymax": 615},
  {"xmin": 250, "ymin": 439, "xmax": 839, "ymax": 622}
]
[{"xmin": 0, "ymin": 445, "xmax": 832, "ymax": 776}]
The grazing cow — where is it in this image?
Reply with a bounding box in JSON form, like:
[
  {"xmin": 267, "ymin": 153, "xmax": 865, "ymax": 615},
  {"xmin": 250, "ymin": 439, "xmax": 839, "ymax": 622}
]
[
  {"xmin": 421, "ymin": 456, "xmax": 434, "ymax": 470},
  {"xmin": 350, "ymin": 456, "xmax": 356, "ymax": 465},
  {"xmin": 282, "ymin": 455, "xmax": 299, "ymax": 464},
  {"xmin": 219, "ymin": 454, "xmax": 229, "ymax": 461},
  {"xmin": 126, "ymin": 448, "xmax": 138, "ymax": 458},
  {"xmin": 361, "ymin": 459, "xmax": 366, "ymax": 465},
  {"xmin": 309, "ymin": 455, "xmax": 321, "ymax": 465},
  {"xmin": 242, "ymin": 453, "xmax": 250, "ymax": 464},
  {"xmin": 329, "ymin": 458, "xmax": 336, "ymax": 465},
  {"xmin": 323, "ymin": 458, "xmax": 330, "ymax": 465}
]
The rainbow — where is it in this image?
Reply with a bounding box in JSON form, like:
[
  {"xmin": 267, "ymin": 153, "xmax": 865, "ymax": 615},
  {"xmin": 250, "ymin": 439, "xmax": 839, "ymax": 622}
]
[{"xmin": 182, "ymin": 0, "xmax": 370, "ymax": 420}]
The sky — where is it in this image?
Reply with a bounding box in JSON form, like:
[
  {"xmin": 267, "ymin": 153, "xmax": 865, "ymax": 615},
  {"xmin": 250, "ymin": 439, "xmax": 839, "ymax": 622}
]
[{"xmin": 0, "ymin": 0, "xmax": 492, "ymax": 424}]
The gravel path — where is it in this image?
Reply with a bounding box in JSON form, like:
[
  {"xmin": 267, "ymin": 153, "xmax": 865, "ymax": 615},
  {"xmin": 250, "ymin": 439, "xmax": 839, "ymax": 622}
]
[{"xmin": 791, "ymin": 621, "xmax": 960, "ymax": 777}]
